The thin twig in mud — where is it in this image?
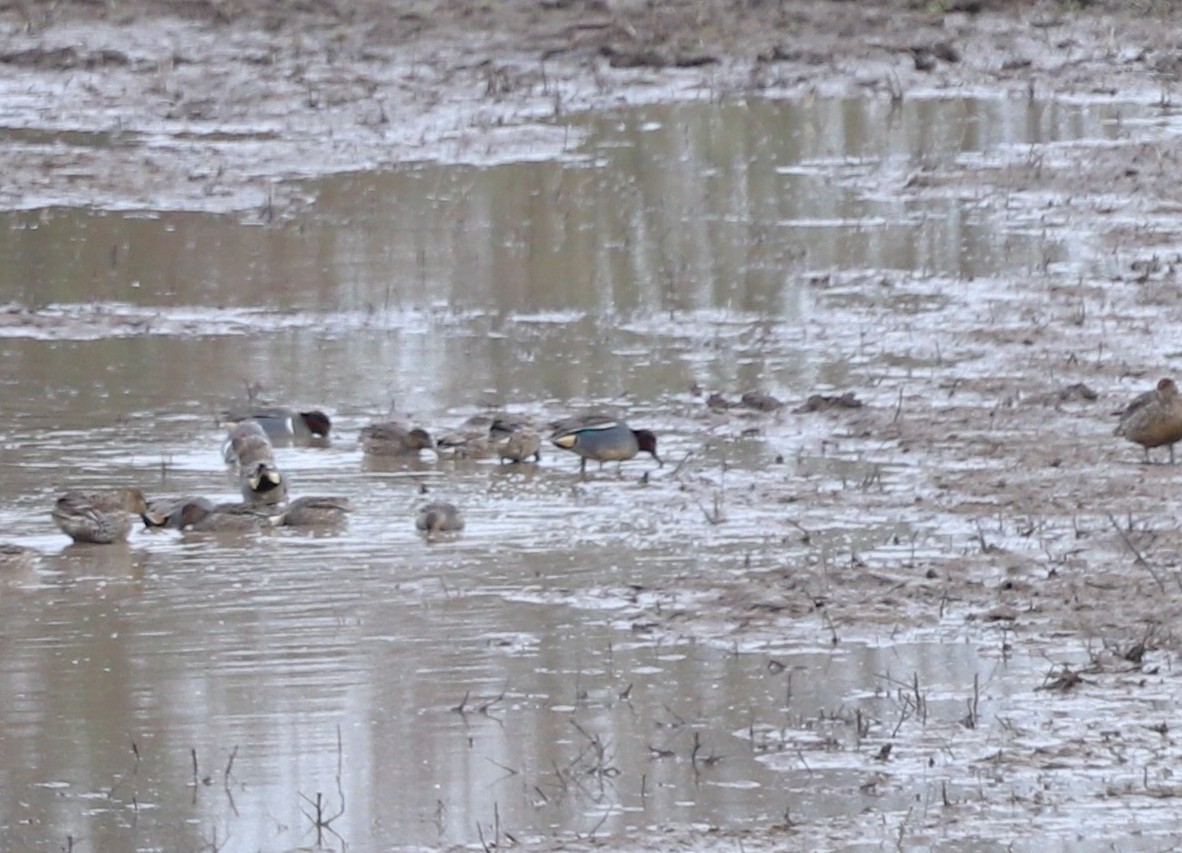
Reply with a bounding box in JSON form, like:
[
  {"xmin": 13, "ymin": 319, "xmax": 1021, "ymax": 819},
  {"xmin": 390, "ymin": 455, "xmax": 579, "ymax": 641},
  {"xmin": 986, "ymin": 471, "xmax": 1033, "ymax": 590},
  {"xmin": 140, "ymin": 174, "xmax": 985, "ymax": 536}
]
[
  {"xmin": 892, "ymin": 386, "xmax": 904, "ymax": 424},
  {"xmin": 667, "ymin": 450, "xmax": 694, "ymax": 478},
  {"xmin": 697, "ymin": 490, "xmax": 725, "ymax": 524},
  {"xmin": 223, "ymin": 747, "xmax": 237, "ymax": 786},
  {"xmin": 661, "ymin": 704, "xmax": 687, "ymax": 728},
  {"xmin": 962, "ymin": 673, "xmax": 979, "ymax": 729},
  {"xmin": 486, "ymin": 757, "xmax": 519, "ymax": 779},
  {"xmin": 972, "ymin": 520, "xmax": 994, "ymax": 554},
  {"xmin": 299, "ymin": 791, "xmax": 345, "ymax": 848},
  {"xmin": 478, "ymin": 688, "xmax": 506, "ymax": 715},
  {"xmin": 785, "ymin": 518, "xmax": 811, "ymax": 544},
  {"xmin": 335, "ymin": 725, "xmax": 346, "ymax": 827},
  {"xmin": 1106, "ymin": 513, "xmax": 1169, "ymax": 593},
  {"xmin": 821, "ymin": 610, "xmax": 839, "ymax": 646},
  {"xmin": 223, "ymin": 746, "xmax": 240, "ymax": 816}
]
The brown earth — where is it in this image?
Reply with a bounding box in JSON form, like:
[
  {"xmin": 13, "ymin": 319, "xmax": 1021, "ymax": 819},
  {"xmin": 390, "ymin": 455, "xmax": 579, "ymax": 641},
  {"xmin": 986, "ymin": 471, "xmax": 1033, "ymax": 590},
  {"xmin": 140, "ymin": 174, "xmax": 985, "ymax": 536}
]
[{"xmin": 1, "ymin": 0, "xmax": 1181, "ymax": 212}]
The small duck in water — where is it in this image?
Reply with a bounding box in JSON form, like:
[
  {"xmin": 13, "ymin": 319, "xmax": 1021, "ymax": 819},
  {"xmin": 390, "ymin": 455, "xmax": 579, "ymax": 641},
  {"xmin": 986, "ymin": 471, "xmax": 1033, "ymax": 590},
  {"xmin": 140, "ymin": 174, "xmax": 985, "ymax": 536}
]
[
  {"xmin": 415, "ymin": 502, "xmax": 464, "ymax": 539},
  {"xmin": 52, "ymin": 488, "xmax": 150, "ymax": 544}
]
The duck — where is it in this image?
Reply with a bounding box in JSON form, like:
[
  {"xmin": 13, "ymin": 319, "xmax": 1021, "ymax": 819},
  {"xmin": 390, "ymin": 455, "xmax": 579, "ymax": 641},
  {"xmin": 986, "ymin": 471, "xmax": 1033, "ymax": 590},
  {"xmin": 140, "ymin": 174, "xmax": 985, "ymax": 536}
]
[
  {"xmin": 281, "ymin": 496, "xmax": 351, "ymax": 527},
  {"xmin": 144, "ymin": 496, "xmax": 215, "ymax": 529},
  {"xmin": 360, "ymin": 422, "xmax": 434, "ymax": 456},
  {"xmin": 495, "ymin": 420, "xmax": 542, "ymax": 464},
  {"xmin": 176, "ymin": 500, "xmax": 282, "ymax": 532},
  {"xmin": 223, "ymin": 407, "xmax": 332, "ymax": 441},
  {"xmin": 435, "ymin": 415, "xmax": 497, "ymax": 459},
  {"xmin": 52, "ymin": 488, "xmax": 149, "ymax": 544},
  {"xmin": 240, "ymin": 459, "xmax": 287, "ymax": 505},
  {"xmin": 222, "ymin": 420, "xmax": 271, "ymax": 464},
  {"xmin": 416, "ymin": 502, "xmax": 464, "ymax": 537},
  {"xmin": 224, "ymin": 424, "xmax": 287, "ymax": 504},
  {"xmin": 549, "ymin": 415, "xmax": 662, "ymax": 475},
  {"xmin": 1115, "ymin": 377, "xmax": 1182, "ymax": 463}
]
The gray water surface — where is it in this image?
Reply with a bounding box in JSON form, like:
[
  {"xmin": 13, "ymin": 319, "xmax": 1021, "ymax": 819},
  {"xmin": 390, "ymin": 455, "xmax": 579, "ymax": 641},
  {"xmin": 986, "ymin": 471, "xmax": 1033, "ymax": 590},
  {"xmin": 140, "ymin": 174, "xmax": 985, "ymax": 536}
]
[{"xmin": 0, "ymin": 95, "xmax": 1160, "ymax": 851}]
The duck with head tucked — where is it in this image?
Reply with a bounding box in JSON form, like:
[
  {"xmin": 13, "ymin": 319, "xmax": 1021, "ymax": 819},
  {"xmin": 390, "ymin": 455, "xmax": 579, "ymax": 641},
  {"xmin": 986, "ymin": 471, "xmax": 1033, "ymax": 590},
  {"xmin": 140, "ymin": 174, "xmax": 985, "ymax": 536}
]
[
  {"xmin": 52, "ymin": 488, "xmax": 150, "ymax": 544},
  {"xmin": 281, "ymin": 496, "xmax": 352, "ymax": 527},
  {"xmin": 416, "ymin": 502, "xmax": 464, "ymax": 539},
  {"xmin": 494, "ymin": 419, "xmax": 542, "ymax": 464},
  {"xmin": 549, "ymin": 415, "xmax": 662, "ymax": 476},
  {"xmin": 360, "ymin": 421, "xmax": 434, "ymax": 457},
  {"xmin": 435, "ymin": 414, "xmax": 497, "ymax": 460},
  {"xmin": 1115, "ymin": 377, "xmax": 1182, "ymax": 463},
  {"xmin": 144, "ymin": 496, "xmax": 215, "ymax": 529},
  {"xmin": 176, "ymin": 500, "xmax": 282, "ymax": 532}
]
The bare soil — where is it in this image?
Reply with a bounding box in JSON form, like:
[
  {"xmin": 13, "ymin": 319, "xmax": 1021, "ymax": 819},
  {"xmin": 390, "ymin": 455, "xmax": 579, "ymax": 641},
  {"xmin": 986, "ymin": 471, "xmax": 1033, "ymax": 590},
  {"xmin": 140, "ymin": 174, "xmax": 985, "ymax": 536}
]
[{"xmin": 2, "ymin": 0, "xmax": 1181, "ymax": 213}]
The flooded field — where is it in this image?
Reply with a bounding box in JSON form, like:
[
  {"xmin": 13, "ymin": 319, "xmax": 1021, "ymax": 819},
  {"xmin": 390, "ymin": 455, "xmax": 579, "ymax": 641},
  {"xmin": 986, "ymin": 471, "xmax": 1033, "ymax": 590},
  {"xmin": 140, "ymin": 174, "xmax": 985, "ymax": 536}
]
[{"xmin": 4, "ymin": 84, "xmax": 1182, "ymax": 853}]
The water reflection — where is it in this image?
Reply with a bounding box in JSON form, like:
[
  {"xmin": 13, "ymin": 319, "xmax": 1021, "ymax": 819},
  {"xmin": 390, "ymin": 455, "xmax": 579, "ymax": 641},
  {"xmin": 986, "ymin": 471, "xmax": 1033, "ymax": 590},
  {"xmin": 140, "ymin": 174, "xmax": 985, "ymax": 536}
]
[{"xmin": 0, "ymin": 94, "xmax": 1158, "ymax": 849}]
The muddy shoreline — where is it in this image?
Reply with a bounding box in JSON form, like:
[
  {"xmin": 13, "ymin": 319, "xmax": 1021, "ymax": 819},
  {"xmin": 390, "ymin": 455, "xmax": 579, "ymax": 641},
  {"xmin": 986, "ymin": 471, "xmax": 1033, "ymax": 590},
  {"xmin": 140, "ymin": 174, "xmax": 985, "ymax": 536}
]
[{"xmin": 1, "ymin": 1, "xmax": 1179, "ymax": 213}]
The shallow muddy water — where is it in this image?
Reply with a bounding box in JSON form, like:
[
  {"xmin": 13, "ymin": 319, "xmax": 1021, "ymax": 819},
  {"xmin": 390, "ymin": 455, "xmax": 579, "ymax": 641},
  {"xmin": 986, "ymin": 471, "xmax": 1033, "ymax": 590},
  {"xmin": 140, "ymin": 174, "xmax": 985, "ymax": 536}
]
[{"xmin": 2, "ymin": 94, "xmax": 1179, "ymax": 851}]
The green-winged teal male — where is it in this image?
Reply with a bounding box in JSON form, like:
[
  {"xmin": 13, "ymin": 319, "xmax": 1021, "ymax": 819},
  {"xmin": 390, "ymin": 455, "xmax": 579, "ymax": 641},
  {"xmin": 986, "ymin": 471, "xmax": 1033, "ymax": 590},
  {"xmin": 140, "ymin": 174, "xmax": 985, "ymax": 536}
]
[
  {"xmin": 549, "ymin": 415, "xmax": 662, "ymax": 475},
  {"xmin": 360, "ymin": 422, "xmax": 434, "ymax": 456},
  {"xmin": 1115, "ymin": 378, "xmax": 1182, "ymax": 463},
  {"xmin": 223, "ymin": 407, "xmax": 332, "ymax": 441},
  {"xmin": 281, "ymin": 496, "xmax": 351, "ymax": 527},
  {"xmin": 415, "ymin": 502, "xmax": 464, "ymax": 537},
  {"xmin": 52, "ymin": 488, "xmax": 149, "ymax": 544}
]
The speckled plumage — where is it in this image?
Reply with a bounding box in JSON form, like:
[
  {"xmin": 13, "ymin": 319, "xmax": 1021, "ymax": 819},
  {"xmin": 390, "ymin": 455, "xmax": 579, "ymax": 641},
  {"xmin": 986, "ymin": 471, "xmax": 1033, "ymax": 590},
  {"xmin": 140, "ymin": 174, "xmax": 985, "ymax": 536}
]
[
  {"xmin": 360, "ymin": 422, "xmax": 434, "ymax": 456},
  {"xmin": 52, "ymin": 488, "xmax": 149, "ymax": 544},
  {"xmin": 1115, "ymin": 378, "xmax": 1182, "ymax": 463}
]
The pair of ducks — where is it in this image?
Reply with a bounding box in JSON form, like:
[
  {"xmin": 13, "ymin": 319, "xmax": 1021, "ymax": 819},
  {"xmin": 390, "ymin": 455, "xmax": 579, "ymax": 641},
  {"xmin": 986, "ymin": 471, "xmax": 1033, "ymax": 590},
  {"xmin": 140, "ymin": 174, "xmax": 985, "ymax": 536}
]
[{"xmin": 363, "ymin": 414, "xmax": 662, "ymax": 476}]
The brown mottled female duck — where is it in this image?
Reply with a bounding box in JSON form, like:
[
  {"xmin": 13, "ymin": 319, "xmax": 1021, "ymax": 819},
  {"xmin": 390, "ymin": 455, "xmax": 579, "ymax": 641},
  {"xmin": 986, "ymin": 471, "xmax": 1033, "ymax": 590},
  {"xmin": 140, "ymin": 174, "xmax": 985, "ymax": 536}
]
[
  {"xmin": 52, "ymin": 488, "xmax": 149, "ymax": 544},
  {"xmin": 496, "ymin": 422, "xmax": 542, "ymax": 464},
  {"xmin": 1115, "ymin": 378, "xmax": 1182, "ymax": 463},
  {"xmin": 360, "ymin": 422, "xmax": 434, "ymax": 457}
]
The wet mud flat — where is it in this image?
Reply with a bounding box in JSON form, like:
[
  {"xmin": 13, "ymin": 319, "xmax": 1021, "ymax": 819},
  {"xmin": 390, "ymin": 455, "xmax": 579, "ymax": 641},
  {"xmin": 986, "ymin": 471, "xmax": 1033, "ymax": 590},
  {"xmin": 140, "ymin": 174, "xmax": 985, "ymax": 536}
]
[{"xmin": 5, "ymin": 1, "xmax": 1182, "ymax": 852}]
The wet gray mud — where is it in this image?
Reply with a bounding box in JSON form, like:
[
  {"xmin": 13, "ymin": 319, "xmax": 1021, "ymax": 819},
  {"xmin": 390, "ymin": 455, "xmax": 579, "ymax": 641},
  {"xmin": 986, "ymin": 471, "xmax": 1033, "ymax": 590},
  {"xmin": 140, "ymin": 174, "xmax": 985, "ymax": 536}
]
[{"xmin": 4, "ymin": 2, "xmax": 1182, "ymax": 852}]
